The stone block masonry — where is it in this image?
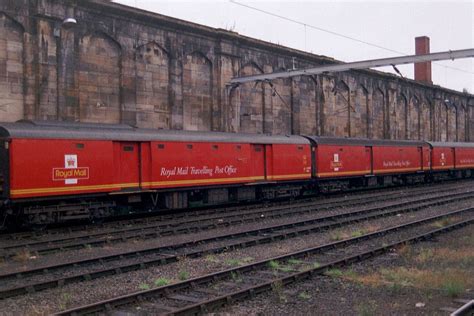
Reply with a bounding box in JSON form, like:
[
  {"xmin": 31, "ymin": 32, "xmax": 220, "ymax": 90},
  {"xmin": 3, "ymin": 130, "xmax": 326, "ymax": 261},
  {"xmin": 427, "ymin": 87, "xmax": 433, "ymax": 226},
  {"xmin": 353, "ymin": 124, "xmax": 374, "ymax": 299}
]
[{"xmin": 0, "ymin": 0, "xmax": 472, "ymax": 141}]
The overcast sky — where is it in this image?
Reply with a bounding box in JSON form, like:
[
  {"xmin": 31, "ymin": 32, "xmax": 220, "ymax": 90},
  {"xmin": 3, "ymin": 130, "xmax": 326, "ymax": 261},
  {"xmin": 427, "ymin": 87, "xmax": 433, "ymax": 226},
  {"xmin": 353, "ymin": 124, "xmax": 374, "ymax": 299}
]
[{"xmin": 114, "ymin": 0, "xmax": 473, "ymax": 93}]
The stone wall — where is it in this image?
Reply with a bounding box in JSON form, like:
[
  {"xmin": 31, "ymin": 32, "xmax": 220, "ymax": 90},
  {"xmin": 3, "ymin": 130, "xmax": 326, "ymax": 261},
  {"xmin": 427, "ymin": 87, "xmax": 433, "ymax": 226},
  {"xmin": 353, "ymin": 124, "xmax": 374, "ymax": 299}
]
[{"xmin": 0, "ymin": 0, "xmax": 473, "ymax": 141}]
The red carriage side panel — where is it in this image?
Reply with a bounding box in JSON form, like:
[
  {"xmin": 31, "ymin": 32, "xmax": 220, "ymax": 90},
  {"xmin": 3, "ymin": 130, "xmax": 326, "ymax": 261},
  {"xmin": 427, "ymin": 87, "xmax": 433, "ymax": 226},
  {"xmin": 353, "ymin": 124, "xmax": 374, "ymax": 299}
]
[
  {"xmin": 316, "ymin": 144, "xmax": 370, "ymax": 178},
  {"xmin": 422, "ymin": 146, "xmax": 431, "ymax": 170},
  {"xmin": 372, "ymin": 145, "xmax": 422, "ymax": 175},
  {"xmin": 146, "ymin": 141, "xmax": 264, "ymax": 189},
  {"xmin": 114, "ymin": 142, "xmax": 140, "ymax": 189},
  {"xmin": 10, "ymin": 139, "xmax": 119, "ymax": 199},
  {"xmin": 454, "ymin": 147, "xmax": 474, "ymax": 169},
  {"xmin": 431, "ymin": 147, "xmax": 455, "ymax": 171},
  {"xmin": 269, "ymin": 144, "xmax": 311, "ymax": 181},
  {"xmin": 140, "ymin": 142, "xmax": 152, "ymax": 189},
  {"xmin": 251, "ymin": 144, "xmax": 266, "ymax": 181},
  {"xmin": 265, "ymin": 145, "xmax": 273, "ymax": 180}
]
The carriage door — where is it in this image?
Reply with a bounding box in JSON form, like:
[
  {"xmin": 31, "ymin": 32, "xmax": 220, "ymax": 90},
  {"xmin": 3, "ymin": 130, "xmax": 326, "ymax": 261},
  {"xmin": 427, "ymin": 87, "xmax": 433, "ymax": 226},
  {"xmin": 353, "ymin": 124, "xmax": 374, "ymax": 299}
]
[
  {"xmin": 365, "ymin": 146, "xmax": 373, "ymax": 174},
  {"xmin": 251, "ymin": 144, "xmax": 266, "ymax": 181},
  {"xmin": 118, "ymin": 142, "xmax": 140, "ymax": 189}
]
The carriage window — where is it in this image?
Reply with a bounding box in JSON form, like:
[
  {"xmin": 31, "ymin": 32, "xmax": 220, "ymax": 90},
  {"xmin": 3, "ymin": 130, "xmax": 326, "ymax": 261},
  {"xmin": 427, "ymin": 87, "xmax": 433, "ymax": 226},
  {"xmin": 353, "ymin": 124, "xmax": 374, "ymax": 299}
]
[
  {"xmin": 123, "ymin": 146, "xmax": 134, "ymax": 152},
  {"xmin": 187, "ymin": 144, "xmax": 193, "ymax": 150},
  {"xmin": 297, "ymin": 146, "xmax": 303, "ymax": 151},
  {"xmin": 212, "ymin": 145, "xmax": 219, "ymax": 150},
  {"xmin": 75, "ymin": 143, "xmax": 85, "ymax": 149},
  {"xmin": 157, "ymin": 144, "xmax": 165, "ymax": 149}
]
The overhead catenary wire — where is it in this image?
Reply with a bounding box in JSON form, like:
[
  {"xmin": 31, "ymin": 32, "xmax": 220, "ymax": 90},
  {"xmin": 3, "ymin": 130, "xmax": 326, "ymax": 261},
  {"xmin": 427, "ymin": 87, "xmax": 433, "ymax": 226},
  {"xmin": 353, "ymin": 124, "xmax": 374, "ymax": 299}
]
[{"xmin": 229, "ymin": 0, "xmax": 474, "ymax": 76}]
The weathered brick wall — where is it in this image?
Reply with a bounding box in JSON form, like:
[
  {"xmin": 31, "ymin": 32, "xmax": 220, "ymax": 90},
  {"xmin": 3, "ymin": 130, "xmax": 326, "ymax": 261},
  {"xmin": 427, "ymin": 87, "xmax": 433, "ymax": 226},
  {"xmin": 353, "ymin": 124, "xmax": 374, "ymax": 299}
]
[{"xmin": 0, "ymin": 0, "xmax": 472, "ymax": 141}]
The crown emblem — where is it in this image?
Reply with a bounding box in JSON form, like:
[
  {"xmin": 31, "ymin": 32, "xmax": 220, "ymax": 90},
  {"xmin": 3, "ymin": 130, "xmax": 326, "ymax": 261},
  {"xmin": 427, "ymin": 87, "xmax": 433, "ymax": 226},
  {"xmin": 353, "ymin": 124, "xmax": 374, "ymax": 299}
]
[{"xmin": 67, "ymin": 157, "xmax": 76, "ymax": 167}]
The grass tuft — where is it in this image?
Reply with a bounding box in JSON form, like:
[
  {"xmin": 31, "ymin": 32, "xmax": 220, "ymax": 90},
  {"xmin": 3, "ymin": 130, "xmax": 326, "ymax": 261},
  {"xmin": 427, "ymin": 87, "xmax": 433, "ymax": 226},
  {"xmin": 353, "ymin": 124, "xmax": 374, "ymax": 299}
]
[
  {"xmin": 442, "ymin": 280, "xmax": 465, "ymax": 298},
  {"xmin": 325, "ymin": 268, "xmax": 343, "ymax": 278},
  {"xmin": 268, "ymin": 260, "xmax": 280, "ymax": 270},
  {"xmin": 154, "ymin": 278, "xmax": 170, "ymax": 287},
  {"xmin": 287, "ymin": 258, "xmax": 303, "ymax": 265},
  {"xmin": 178, "ymin": 270, "xmax": 189, "ymax": 281},
  {"xmin": 298, "ymin": 291, "xmax": 311, "ymax": 300},
  {"xmin": 138, "ymin": 283, "xmax": 150, "ymax": 290},
  {"xmin": 226, "ymin": 258, "xmax": 242, "ymax": 266}
]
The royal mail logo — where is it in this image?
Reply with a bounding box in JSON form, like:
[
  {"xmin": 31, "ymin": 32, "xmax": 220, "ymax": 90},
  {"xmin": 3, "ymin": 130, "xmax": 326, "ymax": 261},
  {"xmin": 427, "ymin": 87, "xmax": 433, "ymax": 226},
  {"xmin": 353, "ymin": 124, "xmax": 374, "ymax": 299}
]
[
  {"xmin": 53, "ymin": 155, "xmax": 89, "ymax": 185},
  {"xmin": 440, "ymin": 153, "xmax": 446, "ymax": 166},
  {"xmin": 331, "ymin": 153, "xmax": 343, "ymax": 171}
]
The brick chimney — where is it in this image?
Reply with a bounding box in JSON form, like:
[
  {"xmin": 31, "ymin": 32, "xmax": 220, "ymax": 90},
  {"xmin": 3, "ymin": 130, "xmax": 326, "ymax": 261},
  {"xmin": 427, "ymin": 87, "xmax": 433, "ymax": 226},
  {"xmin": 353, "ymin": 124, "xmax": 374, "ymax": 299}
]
[{"xmin": 414, "ymin": 36, "xmax": 432, "ymax": 84}]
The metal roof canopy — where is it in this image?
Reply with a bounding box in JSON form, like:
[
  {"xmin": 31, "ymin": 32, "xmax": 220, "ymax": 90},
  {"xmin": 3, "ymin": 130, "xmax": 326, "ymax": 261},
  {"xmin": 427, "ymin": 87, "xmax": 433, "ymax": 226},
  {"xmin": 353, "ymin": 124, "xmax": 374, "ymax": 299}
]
[{"xmin": 230, "ymin": 49, "xmax": 474, "ymax": 84}]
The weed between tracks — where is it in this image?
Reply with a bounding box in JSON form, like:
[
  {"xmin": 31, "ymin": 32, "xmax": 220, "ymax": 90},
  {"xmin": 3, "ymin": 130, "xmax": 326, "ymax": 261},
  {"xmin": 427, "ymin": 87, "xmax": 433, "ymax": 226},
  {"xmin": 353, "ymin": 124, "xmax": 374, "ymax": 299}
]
[
  {"xmin": 154, "ymin": 278, "xmax": 170, "ymax": 287},
  {"xmin": 12, "ymin": 249, "xmax": 36, "ymax": 262},
  {"xmin": 58, "ymin": 293, "xmax": 73, "ymax": 310},
  {"xmin": 330, "ymin": 224, "xmax": 382, "ymax": 242},
  {"xmin": 225, "ymin": 256, "xmax": 254, "ymax": 267},
  {"xmin": 322, "ymin": 239, "xmax": 473, "ymax": 300},
  {"xmin": 178, "ymin": 270, "xmax": 189, "ymax": 281},
  {"xmin": 271, "ymin": 280, "xmax": 287, "ymax": 303},
  {"xmin": 298, "ymin": 291, "xmax": 311, "ymax": 300},
  {"xmin": 431, "ymin": 217, "xmax": 457, "ymax": 228}
]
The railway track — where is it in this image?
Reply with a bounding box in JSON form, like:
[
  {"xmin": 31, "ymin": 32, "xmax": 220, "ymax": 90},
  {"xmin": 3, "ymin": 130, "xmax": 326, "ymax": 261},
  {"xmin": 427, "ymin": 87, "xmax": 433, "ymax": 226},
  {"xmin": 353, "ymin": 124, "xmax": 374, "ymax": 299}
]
[
  {"xmin": 2, "ymin": 179, "xmax": 471, "ymax": 242},
  {"xmin": 1, "ymin": 183, "xmax": 471, "ymax": 257},
  {"xmin": 0, "ymin": 187, "xmax": 472, "ymax": 300},
  {"xmin": 440, "ymin": 299, "xmax": 474, "ymax": 315},
  {"xmin": 53, "ymin": 208, "xmax": 474, "ymax": 315}
]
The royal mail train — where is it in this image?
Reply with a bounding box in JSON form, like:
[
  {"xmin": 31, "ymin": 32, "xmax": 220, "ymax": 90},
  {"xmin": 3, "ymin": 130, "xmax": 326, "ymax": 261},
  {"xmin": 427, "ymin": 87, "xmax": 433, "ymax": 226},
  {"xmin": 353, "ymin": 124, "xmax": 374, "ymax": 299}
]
[{"xmin": 1, "ymin": 120, "xmax": 474, "ymax": 227}]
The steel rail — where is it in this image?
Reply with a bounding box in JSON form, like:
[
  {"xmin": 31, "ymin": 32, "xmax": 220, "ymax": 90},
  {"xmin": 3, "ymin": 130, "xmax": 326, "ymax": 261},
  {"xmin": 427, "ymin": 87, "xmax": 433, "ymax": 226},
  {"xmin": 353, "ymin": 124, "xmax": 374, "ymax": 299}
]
[
  {"xmin": 0, "ymin": 192, "xmax": 472, "ymax": 300},
  {"xmin": 0, "ymin": 186, "xmax": 395, "ymax": 241},
  {"xmin": 451, "ymin": 300, "xmax": 474, "ymax": 316},
  {"xmin": 0, "ymin": 188, "xmax": 404, "ymax": 253},
  {"xmin": 54, "ymin": 208, "xmax": 474, "ymax": 315},
  {"xmin": 1, "ymin": 185, "xmax": 468, "ymax": 257},
  {"xmin": 3, "ymin": 179, "xmax": 469, "ymax": 241},
  {"xmin": 0, "ymin": 188, "xmax": 467, "ymax": 279}
]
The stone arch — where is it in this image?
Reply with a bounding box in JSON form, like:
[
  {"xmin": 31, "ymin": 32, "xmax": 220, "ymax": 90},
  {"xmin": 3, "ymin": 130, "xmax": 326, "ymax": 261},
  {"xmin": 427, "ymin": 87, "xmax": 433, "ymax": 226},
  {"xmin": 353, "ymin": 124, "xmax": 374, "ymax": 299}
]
[
  {"xmin": 433, "ymin": 100, "xmax": 441, "ymax": 141},
  {"xmin": 182, "ymin": 51, "xmax": 212, "ymax": 131},
  {"xmin": 395, "ymin": 94, "xmax": 408, "ymax": 139},
  {"xmin": 469, "ymin": 106, "xmax": 474, "ymax": 142},
  {"xmin": 294, "ymin": 75, "xmax": 318, "ymax": 135},
  {"xmin": 457, "ymin": 104, "xmax": 466, "ymax": 141},
  {"xmin": 420, "ymin": 101, "xmax": 431, "ymax": 140},
  {"xmin": 447, "ymin": 104, "xmax": 457, "ymax": 141},
  {"xmin": 324, "ymin": 79, "xmax": 349, "ymax": 137},
  {"xmin": 136, "ymin": 41, "xmax": 170, "ymax": 129},
  {"xmin": 408, "ymin": 96, "xmax": 420, "ymax": 140},
  {"xmin": 0, "ymin": 12, "xmax": 24, "ymax": 122},
  {"xmin": 440, "ymin": 101, "xmax": 448, "ymax": 141},
  {"xmin": 77, "ymin": 31, "xmax": 121, "ymax": 123},
  {"xmin": 351, "ymin": 84, "xmax": 368, "ymax": 138},
  {"xmin": 371, "ymin": 88, "xmax": 384, "ymax": 139},
  {"xmin": 270, "ymin": 67, "xmax": 292, "ymax": 135},
  {"xmin": 231, "ymin": 62, "xmax": 265, "ymax": 133}
]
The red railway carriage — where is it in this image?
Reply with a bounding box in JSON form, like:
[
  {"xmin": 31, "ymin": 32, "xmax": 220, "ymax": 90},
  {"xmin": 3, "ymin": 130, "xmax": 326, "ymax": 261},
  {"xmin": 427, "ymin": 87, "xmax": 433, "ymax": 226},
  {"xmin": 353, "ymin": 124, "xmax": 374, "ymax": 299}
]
[
  {"xmin": 1, "ymin": 121, "xmax": 137, "ymax": 200},
  {"xmin": 0, "ymin": 121, "xmax": 311, "ymax": 224},
  {"xmin": 304, "ymin": 137, "xmax": 371, "ymax": 179},
  {"xmin": 303, "ymin": 137, "xmax": 429, "ymax": 191},
  {"xmin": 137, "ymin": 131, "xmax": 311, "ymax": 190},
  {"xmin": 371, "ymin": 140, "xmax": 430, "ymax": 175},
  {"xmin": 429, "ymin": 143, "xmax": 455, "ymax": 171},
  {"xmin": 428, "ymin": 142, "xmax": 474, "ymax": 178},
  {"xmin": 1, "ymin": 120, "xmax": 474, "ymax": 228}
]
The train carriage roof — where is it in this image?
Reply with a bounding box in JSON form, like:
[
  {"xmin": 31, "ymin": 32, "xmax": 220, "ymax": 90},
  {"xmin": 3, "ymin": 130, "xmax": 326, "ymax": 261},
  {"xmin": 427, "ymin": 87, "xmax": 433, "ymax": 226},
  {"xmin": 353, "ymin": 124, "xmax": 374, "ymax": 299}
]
[
  {"xmin": 304, "ymin": 136, "xmax": 428, "ymax": 147},
  {"xmin": 0, "ymin": 120, "xmax": 309, "ymax": 145},
  {"xmin": 426, "ymin": 141, "xmax": 474, "ymax": 148}
]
